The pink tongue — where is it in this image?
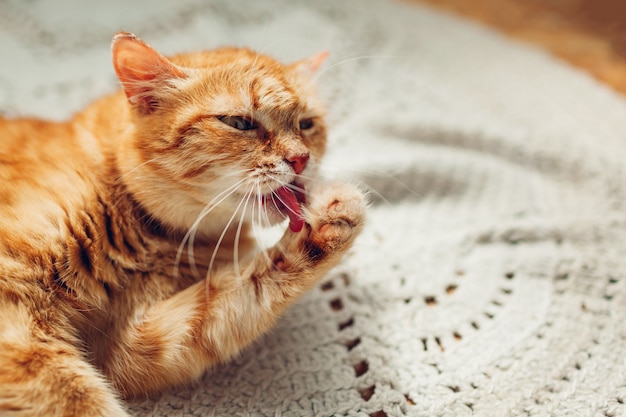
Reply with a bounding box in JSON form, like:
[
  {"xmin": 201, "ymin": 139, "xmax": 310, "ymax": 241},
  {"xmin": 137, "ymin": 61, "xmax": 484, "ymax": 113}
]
[{"xmin": 276, "ymin": 186, "xmax": 304, "ymax": 232}]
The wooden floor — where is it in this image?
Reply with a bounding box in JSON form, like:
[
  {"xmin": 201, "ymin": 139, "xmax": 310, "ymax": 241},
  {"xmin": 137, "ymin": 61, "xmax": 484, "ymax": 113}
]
[{"xmin": 411, "ymin": 0, "xmax": 626, "ymax": 96}]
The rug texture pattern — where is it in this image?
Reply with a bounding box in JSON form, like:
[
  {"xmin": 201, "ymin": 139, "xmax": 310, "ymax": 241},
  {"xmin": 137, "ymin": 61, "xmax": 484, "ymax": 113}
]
[{"xmin": 1, "ymin": 0, "xmax": 626, "ymax": 416}]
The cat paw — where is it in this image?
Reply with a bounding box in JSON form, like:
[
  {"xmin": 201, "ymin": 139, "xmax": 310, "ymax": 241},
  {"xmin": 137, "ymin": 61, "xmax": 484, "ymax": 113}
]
[{"xmin": 301, "ymin": 182, "xmax": 367, "ymax": 260}]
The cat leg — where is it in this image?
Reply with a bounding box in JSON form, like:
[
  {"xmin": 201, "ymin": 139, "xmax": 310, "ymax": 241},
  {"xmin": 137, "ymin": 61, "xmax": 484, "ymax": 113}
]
[
  {"xmin": 0, "ymin": 298, "xmax": 130, "ymax": 417},
  {"xmin": 102, "ymin": 182, "xmax": 366, "ymax": 398}
]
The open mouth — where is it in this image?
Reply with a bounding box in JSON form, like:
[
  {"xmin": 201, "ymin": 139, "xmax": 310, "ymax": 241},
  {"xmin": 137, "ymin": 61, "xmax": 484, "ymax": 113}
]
[{"xmin": 263, "ymin": 181, "xmax": 306, "ymax": 232}]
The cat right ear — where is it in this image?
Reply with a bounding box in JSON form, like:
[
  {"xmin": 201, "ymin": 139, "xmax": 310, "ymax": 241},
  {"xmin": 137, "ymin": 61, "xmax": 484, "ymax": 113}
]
[
  {"xmin": 111, "ymin": 32, "xmax": 187, "ymax": 114},
  {"xmin": 292, "ymin": 51, "xmax": 330, "ymax": 79}
]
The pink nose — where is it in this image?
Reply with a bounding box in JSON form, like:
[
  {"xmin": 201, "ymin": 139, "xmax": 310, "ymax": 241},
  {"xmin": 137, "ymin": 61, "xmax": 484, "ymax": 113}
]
[{"xmin": 286, "ymin": 153, "xmax": 309, "ymax": 175}]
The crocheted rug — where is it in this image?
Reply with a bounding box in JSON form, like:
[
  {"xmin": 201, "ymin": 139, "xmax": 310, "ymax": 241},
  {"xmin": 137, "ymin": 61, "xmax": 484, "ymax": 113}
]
[{"xmin": 2, "ymin": 0, "xmax": 626, "ymax": 416}]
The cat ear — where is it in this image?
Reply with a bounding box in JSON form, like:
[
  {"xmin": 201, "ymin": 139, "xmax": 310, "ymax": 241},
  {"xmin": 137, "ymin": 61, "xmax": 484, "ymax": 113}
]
[
  {"xmin": 111, "ymin": 32, "xmax": 187, "ymax": 114},
  {"xmin": 292, "ymin": 51, "xmax": 329, "ymax": 78}
]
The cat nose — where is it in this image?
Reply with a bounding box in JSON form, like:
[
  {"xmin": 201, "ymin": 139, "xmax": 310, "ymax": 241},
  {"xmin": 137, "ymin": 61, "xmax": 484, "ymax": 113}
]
[{"xmin": 286, "ymin": 153, "xmax": 309, "ymax": 175}]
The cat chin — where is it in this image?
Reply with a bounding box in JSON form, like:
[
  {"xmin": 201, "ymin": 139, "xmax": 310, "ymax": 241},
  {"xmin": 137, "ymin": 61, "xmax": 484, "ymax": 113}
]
[{"xmin": 254, "ymin": 200, "xmax": 289, "ymax": 227}]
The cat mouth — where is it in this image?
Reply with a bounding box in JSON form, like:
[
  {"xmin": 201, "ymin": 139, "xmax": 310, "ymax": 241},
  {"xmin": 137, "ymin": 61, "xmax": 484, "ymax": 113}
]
[{"xmin": 263, "ymin": 182, "xmax": 306, "ymax": 232}]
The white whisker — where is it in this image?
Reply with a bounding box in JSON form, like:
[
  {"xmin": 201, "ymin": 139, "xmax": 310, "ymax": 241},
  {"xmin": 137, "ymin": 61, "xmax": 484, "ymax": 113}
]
[
  {"xmin": 173, "ymin": 177, "xmax": 247, "ymax": 278},
  {"xmin": 205, "ymin": 185, "xmax": 253, "ymax": 286},
  {"xmin": 271, "ymin": 192, "xmax": 300, "ymax": 218},
  {"xmin": 252, "ymin": 181, "xmax": 273, "ymax": 265},
  {"xmin": 345, "ymin": 167, "xmax": 422, "ymax": 201},
  {"xmin": 116, "ymin": 158, "xmax": 159, "ymax": 183},
  {"xmin": 233, "ymin": 188, "xmax": 254, "ymax": 278},
  {"xmin": 264, "ymin": 174, "xmax": 304, "ymax": 218},
  {"xmin": 314, "ymin": 54, "xmax": 408, "ymax": 81}
]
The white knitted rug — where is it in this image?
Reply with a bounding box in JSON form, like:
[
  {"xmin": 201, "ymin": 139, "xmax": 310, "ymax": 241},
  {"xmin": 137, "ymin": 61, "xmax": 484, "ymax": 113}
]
[{"xmin": 2, "ymin": 1, "xmax": 626, "ymax": 416}]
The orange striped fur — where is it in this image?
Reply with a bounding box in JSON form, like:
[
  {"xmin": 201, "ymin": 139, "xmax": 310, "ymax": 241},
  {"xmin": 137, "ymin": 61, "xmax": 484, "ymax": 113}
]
[{"xmin": 0, "ymin": 32, "xmax": 365, "ymax": 416}]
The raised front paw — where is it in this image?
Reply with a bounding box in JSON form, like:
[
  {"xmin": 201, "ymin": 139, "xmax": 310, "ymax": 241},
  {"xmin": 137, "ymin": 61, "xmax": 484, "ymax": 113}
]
[
  {"xmin": 300, "ymin": 182, "xmax": 367, "ymax": 261},
  {"xmin": 252, "ymin": 182, "xmax": 366, "ymax": 298}
]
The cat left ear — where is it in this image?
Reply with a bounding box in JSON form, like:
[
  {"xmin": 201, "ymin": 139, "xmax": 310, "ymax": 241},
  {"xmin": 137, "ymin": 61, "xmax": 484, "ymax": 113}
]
[
  {"xmin": 292, "ymin": 51, "xmax": 329, "ymax": 78},
  {"xmin": 111, "ymin": 32, "xmax": 187, "ymax": 114}
]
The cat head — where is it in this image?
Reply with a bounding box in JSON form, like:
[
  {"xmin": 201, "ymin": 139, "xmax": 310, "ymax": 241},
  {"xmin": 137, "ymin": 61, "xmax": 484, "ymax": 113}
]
[{"xmin": 111, "ymin": 32, "xmax": 329, "ymax": 233}]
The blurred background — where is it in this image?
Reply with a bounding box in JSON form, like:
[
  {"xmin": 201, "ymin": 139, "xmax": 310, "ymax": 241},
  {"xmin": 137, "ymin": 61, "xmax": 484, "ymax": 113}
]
[{"xmin": 412, "ymin": 0, "xmax": 626, "ymax": 95}]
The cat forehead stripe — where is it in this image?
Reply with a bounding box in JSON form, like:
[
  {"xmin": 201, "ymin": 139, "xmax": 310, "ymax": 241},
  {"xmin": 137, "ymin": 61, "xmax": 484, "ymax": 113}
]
[{"xmin": 248, "ymin": 75, "xmax": 300, "ymax": 112}]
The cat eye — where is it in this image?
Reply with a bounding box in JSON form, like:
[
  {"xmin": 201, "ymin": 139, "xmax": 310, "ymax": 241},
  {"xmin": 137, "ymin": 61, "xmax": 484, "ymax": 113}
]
[
  {"xmin": 299, "ymin": 118, "xmax": 314, "ymax": 130},
  {"xmin": 218, "ymin": 115, "xmax": 257, "ymax": 131}
]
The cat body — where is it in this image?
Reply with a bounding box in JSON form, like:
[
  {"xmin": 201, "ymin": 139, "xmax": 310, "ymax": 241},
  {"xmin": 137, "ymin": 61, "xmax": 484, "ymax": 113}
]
[{"xmin": 0, "ymin": 33, "xmax": 365, "ymax": 416}]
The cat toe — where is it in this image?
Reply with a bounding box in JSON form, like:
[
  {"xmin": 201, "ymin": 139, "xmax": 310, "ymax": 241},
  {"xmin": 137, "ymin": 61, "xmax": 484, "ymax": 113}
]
[{"xmin": 303, "ymin": 182, "xmax": 366, "ymax": 248}]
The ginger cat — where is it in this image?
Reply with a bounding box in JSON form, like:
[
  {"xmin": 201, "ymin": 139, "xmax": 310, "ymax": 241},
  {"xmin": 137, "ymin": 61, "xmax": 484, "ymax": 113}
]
[{"xmin": 0, "ymin": 32, "xmax": 365, "ymax": 416}]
